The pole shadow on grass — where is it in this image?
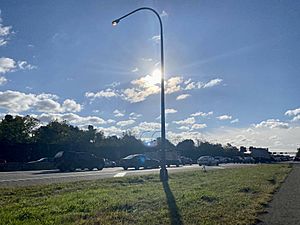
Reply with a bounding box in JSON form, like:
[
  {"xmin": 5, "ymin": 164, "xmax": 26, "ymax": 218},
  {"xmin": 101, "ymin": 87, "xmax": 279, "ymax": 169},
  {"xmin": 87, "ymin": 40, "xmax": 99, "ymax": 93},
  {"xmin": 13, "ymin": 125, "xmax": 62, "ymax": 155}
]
[{"xmin": 162, "ymin": 180, "xmax": 184, "ymax": 225}]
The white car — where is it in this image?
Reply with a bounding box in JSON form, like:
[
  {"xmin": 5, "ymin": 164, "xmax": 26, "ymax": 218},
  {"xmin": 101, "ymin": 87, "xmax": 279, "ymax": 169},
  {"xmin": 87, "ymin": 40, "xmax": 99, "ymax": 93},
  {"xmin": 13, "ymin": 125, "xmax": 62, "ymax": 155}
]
[{"xmin": 197, "ymin": 156, "xmax": 219, "ymax": 166}]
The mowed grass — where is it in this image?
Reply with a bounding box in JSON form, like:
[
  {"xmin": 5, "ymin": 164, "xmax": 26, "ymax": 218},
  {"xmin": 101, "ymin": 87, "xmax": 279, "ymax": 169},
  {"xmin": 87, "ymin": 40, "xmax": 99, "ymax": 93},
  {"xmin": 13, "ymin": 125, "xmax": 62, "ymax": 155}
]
[{"xmin": 0, "ymin": 164, "xmax": 291, "ymax": 225}]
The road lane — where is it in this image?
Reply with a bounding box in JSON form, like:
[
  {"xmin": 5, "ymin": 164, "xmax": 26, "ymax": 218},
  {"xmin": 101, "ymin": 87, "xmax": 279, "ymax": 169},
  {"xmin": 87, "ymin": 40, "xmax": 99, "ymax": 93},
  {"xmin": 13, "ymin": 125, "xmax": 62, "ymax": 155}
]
[{"xmin": 0, "ymin": 164, "xmax": 256, "ymax": 187}]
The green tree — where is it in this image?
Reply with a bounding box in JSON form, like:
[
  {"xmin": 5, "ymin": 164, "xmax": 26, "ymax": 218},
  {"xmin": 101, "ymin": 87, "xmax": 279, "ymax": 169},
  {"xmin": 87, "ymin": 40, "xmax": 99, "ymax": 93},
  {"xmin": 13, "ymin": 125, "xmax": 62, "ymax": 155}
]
[
  {"xmin": 176, "ymin": 139, "xmax": 196, "ymax": 158},
  {"xmin": 34, "ymin": 120, "xmax": 80, "ymax": 146},
  {"xmin": 296, "ymin": 148, "xmax": 300, "ymax": 157},
  {"xmin": 0, "ymin": 115, "xmax": 39, "ymax": 144}
]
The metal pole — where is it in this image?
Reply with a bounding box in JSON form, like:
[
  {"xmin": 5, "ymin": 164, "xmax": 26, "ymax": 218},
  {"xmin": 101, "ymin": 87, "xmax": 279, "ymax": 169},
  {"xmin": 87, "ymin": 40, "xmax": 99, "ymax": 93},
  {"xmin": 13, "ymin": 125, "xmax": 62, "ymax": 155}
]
[{"xmin": 112, "ymin": 7, "xmax": 168, "ymax": 181}]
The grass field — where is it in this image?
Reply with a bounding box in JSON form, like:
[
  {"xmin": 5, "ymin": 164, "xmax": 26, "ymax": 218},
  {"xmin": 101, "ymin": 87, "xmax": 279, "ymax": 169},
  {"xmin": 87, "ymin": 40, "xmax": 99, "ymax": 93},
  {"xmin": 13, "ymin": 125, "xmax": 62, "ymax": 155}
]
[{"xmin": 0, "ymin": 164, "xmax": 291, "ymax": 225}]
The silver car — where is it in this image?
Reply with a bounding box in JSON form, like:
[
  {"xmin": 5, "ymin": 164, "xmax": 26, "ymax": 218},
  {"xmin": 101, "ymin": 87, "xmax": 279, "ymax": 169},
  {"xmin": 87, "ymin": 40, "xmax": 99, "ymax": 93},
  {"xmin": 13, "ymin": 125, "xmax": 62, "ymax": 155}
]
[{"xmin": 197, "ymin": 156, "xmax": 219, "ymax": 166}]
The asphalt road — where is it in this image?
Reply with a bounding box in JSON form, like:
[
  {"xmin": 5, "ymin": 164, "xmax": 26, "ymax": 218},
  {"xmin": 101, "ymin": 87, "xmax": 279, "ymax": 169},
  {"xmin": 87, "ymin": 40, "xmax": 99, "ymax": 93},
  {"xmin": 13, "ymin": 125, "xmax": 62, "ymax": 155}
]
[
  {"xmin": 0, "ymin": 163, "xmax": 255, "ymax": 187},
  {"xmin": 257, "ymin": 162, "xmax": 300, "ymax": 225}
]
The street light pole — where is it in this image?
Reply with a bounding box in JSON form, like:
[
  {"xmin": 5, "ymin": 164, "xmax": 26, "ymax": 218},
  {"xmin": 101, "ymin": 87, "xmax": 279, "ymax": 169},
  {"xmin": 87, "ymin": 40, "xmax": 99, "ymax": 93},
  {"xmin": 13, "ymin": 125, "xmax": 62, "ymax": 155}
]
[{"xmin": 112, "ymin": 7, "xmax": 168, "ymax": 181}]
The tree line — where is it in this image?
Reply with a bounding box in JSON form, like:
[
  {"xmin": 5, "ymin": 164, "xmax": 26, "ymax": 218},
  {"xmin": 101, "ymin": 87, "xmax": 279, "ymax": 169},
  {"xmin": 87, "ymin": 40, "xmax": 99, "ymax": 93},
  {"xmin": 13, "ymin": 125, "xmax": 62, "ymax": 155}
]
[{"xmin": 0, "ymin": 114, "xmax": 244, "ymax": 162}]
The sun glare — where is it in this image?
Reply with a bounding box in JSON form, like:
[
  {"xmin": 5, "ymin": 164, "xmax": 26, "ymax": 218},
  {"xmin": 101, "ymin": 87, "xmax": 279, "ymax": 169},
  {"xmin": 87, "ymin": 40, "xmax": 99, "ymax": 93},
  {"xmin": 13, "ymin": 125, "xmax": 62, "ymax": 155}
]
[{"xmin": 145, "ymin": 69, "xmax": 161, "ymax": 85}]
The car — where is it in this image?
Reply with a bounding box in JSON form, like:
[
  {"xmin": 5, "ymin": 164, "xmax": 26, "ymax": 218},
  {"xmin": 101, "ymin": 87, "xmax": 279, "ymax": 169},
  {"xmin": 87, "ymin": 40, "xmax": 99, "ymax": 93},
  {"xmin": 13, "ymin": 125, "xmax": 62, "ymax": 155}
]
[
  {"xmin": 120, "ymin": 154, "xmax": 160, "ymax": 170},
  {"xmin": 214, "ymin": 156, "xmax": 227, "ymax": 164},
  {"xmin": 104, "ymin": 158, "xmax": 117, "ymax": 168},
  {"xmin": 294, "ymin": 156, "xmax": 300, "ymax": 161},
  {"xmin": 180, "ymin": 156, "xmax": 193, "ymax": 165},
  {"xmin": 197, "ymin": 156, "xmax": 219, "ymax": 166},
  {"xmin": 54, "ymin": 151, "xmax": 105, "ymax": 172},
  {"xmin": 166, "ymin": 158, "xmax": 182, "ymax": 167},
  {"xmin": 243, "ymin": 156, "xmax": 255, "ymax": 164},
  {"xmin": 231, "ymin": 156, "xmax": 244, "ymax": 163},
  {"xmin": 26, "ymin": 157, "xmax": 55, "ymax": 170}
]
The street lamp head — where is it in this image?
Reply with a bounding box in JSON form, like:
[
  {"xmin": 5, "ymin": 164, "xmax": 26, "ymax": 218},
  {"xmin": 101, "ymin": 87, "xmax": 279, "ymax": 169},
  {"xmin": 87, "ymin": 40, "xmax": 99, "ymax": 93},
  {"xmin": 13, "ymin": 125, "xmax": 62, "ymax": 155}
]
[{"xmin": 112, "ymin": 19, "xmax": 120, "ymax": 26}]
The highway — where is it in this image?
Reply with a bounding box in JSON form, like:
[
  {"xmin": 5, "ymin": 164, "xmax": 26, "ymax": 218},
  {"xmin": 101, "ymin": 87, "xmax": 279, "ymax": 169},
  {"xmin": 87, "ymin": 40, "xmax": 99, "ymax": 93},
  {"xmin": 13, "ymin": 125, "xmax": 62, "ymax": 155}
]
[{"xmin": 0, "ymin": 164, "xmax": 256, "ymax": 187}]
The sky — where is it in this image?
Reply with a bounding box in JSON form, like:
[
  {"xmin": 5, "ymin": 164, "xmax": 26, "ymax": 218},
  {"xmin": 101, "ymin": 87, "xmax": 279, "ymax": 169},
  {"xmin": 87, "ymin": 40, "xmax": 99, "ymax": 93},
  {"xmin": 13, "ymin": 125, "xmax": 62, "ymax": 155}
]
[{"xmin": 0, "ymin": 0, "xmax": 299, "ymax": 152}]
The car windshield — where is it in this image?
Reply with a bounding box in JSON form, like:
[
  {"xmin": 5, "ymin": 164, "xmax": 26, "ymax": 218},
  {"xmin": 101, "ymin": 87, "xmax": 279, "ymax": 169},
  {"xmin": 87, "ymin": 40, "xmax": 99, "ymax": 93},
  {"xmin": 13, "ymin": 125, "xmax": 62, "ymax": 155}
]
[{"xmin": 124, "ymin": 155, "xmax": 139, "ymax": 160}]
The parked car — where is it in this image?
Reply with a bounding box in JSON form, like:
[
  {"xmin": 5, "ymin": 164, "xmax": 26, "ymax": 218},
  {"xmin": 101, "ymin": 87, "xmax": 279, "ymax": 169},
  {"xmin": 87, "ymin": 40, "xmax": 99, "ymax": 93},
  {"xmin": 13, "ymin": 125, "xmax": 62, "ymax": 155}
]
[
  {"xmin": 54, "ymin": 151, "xmax": 105, "ymax": 172},
  {"xmin": 180, "ymin": 156, "xmax": 193, "ymax": 165},
  {"xmin": 166, "ymin": 158, "xmax": 182, "ymax": 167},
  {"xmin": 294, "ymin": 156, "xmax": 300, "ymax": 161},
  {"xmin": 26, "ymin": 157, "xmax": 55, "ymax": 170},
  {"xmin": 104, "ymin": 158, "xmax": 117, "ymax": 168},
  {"xmin": 120, "ymin": 154, "xmax": 160, "ymax": 170},
  {"xmin": 231, "ymin": 156, "xmax": 244, "ymax": 163},
  {"xmin": 197, "ymin": 156, "xmax": 219, "ymax": 166},
  {"xmin": 243, "ymin": 156, "xmax": 255, "ymax": 164},
  {"xmin": 145, "ymin": 151, "xmax": 181, "ymax": 167},
  {"xmin": 214, "ymin": 156, "xmax": 227, "ymax": 164}
]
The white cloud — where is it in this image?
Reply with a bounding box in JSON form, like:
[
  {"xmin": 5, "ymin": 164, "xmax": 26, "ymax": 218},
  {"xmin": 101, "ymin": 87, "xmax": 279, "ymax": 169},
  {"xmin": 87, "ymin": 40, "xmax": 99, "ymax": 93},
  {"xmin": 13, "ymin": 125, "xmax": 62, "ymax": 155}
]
[
  {"xmin": 113, "ymin": 109, "xmax": 125, "ymax": 117},
  {"xmin": 85, "ymin": 76, "xmax": 223, "ymax": 104},
  {"xmin": 129, "ymin": 112, "xmax": 142, "ymax": 120},
  {"xmin": 178, "ymin": 126, "xmax": 189, "ymax": 130},
  {"xmin": 203, "ymin": 78, "xmax": 223, "ymax": 88},
  {"xmin": 160, "ymin": 10, "xmax": 168, "ymax": 17},
  {"xmin": 0, "ymin": 90, "xmax": 82, "ymax": 113},
  {"xmin": 285, "ymin": 108, "xmax": 300, "ymax": 117},
  {"xmin": 37, "ymin": 113, "xmax": 106, "ymax": 126},
  {"xmin": 292, "ymin": 115, "xmax": 300, "ymax": 122},
  {"xmin": 203, "ymin": 125, "xmax": 300, "ymax": 153},
  {"xmin": 167, "ymin": 131, "xmax": 205, "ymax": 144},
  {"xmin": 191, "ymin": 123, "xmax": 207, "ymax": 130},
  {"xmin": 107, "ymin": 82, "xmax": 120, "ymax": 88},
  {"xmin": 0, "ymin": 58, "xmax": 36, "ymax": 85},
  {"xmin": 85, "ymin": 88, "xmax": 118, "ymax": 99},
  {"xmin": 133, "ymin": 122, "xmax": 161, "ymax": 133},
  {"xmin": 191, "ymin": 111, "xmax": 213, "ymax": 117},
  {"xmin": 184, "ymin": 78, "xmax": 223, "ymax": 90},
  {"xmin": 176, "ymin": 94, "xmax": 191, "ymax": 100},
  {"xmin": 122, "ymin": 85, "xmax": 160, "ymax": 103},
  {"xmin": 116, "ymin": 119, "xmax": 135, "ymax": 127},
  {"xmin": 0, "ymin": 57, "xmax": 16, "ymax": 74},
  {"xmin": 230, "ymin": 118, "xmax": 239, "ymax": 124},
  {"xmin": 141, "ymin": 58, "xmax": 153, "ymax": 62},
  {"xmin": 165, "ymin": 108, "xmax": 177, "ymax": 114},
  {"xmin": 0, "ymin": 11, "xmax": 13, "ymax": 47},
  {"xmin": 254, "ymin": 119, "xmax": 289, "ymax": 129},
  {"xmin": 62, "ymin": 99, "xmax": 82, "ymax": 112},
  {"xmin": 185, "ymin": 82, "xmax": 196, "ymax": 90},
  {"xmin": 131, "ymin": 67, "xmax": 139, "ymax": 73},
  {"xmin": 17, "ymin": 61, "xmax": 37, "ymax": 70},
  {"xmin": 178, "ymin": 126, "xmax": 190, "ymax": 130},
  {"xmin": 97, "ymin": 126, "xmax": 124, "ymax": 136},
  {"xmin": 217, "ymin": 115, "xmax": 232, "ymax": 120},
  {"xmin": 107, "ymin": 119, "xmax": 116, "ymax": 124},
  {"xmin": 166, "ymin": 122, "xmax": 300, "ymax": 153},
  {"xmin": 0, "ymin": 76, "xmax": 7, "ymax": 85},
  {"xmin": 173, "ymin": 117, "xmax": 195, "ymax": 125},
  {"xmin": 151, "ymin": 35, "xmax": 160, "ymax": 43},
  {"xmin": 165, "ymin": 77, "xmax": 183, "ymax": 94}
]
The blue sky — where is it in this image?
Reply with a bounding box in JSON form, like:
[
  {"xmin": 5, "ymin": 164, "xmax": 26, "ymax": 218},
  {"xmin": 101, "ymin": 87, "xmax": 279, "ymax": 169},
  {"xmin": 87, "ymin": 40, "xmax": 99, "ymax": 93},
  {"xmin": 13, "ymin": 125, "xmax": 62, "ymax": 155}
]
[{"xmin": 0, "ymin": 0, "xmax": 299, "ymax": 152}]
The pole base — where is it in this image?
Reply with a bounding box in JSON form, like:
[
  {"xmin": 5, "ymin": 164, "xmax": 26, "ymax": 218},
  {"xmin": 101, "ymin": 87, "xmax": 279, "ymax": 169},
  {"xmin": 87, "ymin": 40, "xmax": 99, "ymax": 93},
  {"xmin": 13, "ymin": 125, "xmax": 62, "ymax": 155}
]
[{"xmin": 160, "ymin": 167, "xmax": 168, "ymax": 182}]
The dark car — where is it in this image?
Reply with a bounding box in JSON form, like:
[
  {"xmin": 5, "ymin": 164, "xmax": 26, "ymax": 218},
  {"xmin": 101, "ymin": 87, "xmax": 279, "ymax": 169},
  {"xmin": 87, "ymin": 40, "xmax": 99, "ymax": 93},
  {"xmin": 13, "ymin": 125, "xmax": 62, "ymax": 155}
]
[
  {"xmin": 54, "ymin": 151, "xmax": 105, "ymax": 172},
  {"xmin": 180, "ymin": 156, "xmax": 193, "ymax": 165},
  {"xmin": 120, "ymin": 154, "xmax": 160, "ymax": 170},
  {"xmin": 26, "ymin": 157, "xmax": 55, "ymax": 170},
  {"xmin": 104, "ymin": 158, "xmax": 117, "ymax": 168}
]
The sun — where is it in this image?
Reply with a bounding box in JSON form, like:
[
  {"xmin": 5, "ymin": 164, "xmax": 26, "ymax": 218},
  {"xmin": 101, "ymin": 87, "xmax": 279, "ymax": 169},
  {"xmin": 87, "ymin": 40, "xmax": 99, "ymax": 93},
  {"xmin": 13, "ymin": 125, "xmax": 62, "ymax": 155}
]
[{"xmin": 144, "ymin": 69, "xmax": 161, "ymax": 85}]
